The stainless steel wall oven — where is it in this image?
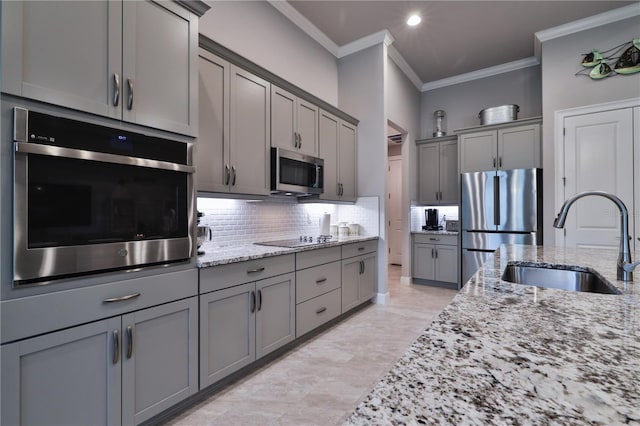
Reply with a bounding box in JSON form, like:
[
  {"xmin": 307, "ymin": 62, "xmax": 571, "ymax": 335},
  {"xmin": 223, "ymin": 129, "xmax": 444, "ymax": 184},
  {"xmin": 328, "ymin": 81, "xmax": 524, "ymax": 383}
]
[{"xmin": 13, "ymin": 107, "xmax": 195, "ymax": 286}]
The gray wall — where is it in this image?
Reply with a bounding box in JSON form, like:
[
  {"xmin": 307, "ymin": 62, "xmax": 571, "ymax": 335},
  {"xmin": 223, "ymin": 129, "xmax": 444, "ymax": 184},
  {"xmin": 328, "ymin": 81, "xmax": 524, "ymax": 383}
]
[
  {"xmin": 200, "ymin": 1, "xmax": 339, "ymax": 106},
  {"xmin": 420, "ymin": 66, "xmax": 542, "ymax": 138},
  {"xmin": 385, "ymin": 59, "xmax": 421, "ymax": 279},
  {"xmin": 339, "ymin": 44, "xmax": 388, "ymax": 295},
  {"xmin": 541, "ymin": 16, "xmax": 640, "ymax": 245}
]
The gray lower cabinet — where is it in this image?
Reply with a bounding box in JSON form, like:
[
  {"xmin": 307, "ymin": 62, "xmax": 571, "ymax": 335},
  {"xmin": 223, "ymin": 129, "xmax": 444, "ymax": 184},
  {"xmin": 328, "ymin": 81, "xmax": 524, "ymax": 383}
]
[
  {"xmin": 1, "ymin": 0, "xmax": 200, "ymax": 136},
  {"xmin": 413, "ymin": 234, "xmax": 459, "ymax": 285},
  {"xmin": 1, "ymin": 297, "xmax": 198, "ymax": 426},
  {"xmin": 295, "ymin": 247, "xmax": 342, "ymax": 337},
  {"xmin": 341, "ymin": 241, "xmax": 378, "ymax": 312},
  {"xmin": 199, "ymin": 272, "xmax": 295, "ymax": 389}
]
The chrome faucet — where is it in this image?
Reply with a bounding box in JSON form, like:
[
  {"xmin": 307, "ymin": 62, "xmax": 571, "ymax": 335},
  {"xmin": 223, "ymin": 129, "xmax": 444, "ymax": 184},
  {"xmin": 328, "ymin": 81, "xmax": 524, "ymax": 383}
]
[{"xmin": 553, "ymin": 191, "xmax": 640, "ymax": 281}]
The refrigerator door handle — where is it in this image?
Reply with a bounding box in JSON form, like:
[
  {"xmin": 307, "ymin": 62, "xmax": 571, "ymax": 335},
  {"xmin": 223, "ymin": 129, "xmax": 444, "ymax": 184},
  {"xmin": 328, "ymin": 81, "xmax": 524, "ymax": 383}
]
[{"xmin": 493, "ymin": 175, "xmax": 500, "ymax": 226}]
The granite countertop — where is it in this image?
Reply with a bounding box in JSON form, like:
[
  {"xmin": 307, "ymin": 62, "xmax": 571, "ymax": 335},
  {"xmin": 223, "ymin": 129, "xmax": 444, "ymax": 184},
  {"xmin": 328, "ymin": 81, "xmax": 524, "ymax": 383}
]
[
  {"xmin": 412, "ymin": 230, "xmax": 458, "ymax": 236},
  {"xmin": 196, "ymin": 236, "xmax": 378, "ymax": 268},
  {"xmin": 346, "ymin": 244, "xmax": 639, "ymax": 425}
]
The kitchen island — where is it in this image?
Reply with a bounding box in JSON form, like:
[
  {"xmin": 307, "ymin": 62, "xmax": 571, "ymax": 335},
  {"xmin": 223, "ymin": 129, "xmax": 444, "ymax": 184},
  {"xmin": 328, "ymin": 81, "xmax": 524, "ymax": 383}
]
[{"xmin": 346, "ymin": 244, "xmax": 639, "ymax": 424}]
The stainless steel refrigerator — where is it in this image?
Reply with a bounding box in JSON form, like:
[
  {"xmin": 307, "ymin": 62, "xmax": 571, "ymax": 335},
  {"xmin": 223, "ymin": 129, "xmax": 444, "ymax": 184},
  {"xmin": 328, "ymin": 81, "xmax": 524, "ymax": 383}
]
[{"xmin": 461, "ymin": 168, "xmax": 542, "ymax": 283}]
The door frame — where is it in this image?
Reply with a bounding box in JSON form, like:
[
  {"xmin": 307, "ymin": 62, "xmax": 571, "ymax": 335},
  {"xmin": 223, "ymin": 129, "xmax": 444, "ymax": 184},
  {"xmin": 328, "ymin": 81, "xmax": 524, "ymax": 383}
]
[
  {"xmin": 554, "ymin": 97, "xmax": 640, "ymax": 246},
  {"xmin": 387, "ymin": 155, "xmax": 403, "ymax": 265}
]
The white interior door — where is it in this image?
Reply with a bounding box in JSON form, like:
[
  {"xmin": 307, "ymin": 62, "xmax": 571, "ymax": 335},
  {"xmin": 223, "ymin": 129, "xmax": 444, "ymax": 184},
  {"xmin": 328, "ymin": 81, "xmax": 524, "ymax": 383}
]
[
  {"xmin": 387, "ymin": 157, "xmax": 403, "ymax": 265},
  {"xmin": 563, "ymin": 108, "xmax": 633, "ymax": 249}
]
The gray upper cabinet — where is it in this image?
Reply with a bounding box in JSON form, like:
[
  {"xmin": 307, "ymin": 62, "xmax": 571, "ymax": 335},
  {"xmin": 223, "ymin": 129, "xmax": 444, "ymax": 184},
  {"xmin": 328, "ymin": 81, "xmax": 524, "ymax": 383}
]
[
  {"xmin": 197, "ymin": 55, "xmax": 271, "ymax": 196},
  {"xmin": 271, "ymin": 86, "xmax": 318, "ymax": 156},
  {"xmin": 197, "ymin": 50, "xmax": 230, "ymax": 193},
  {"xmin": 319, "ymin": 109, "xmax": 357, "ymax": 202},
  {"xmin": 458, "ymin": 120, "xmax": 541, "ymax": 173},
  {"xmin": 121, "ymin": 1, "xmax": 198, "ymax": 136},
  {"xmin": 229, "ymin": 65, "xmax": 271, "ymax": 195},
  {"xmin": 1, "ymin": 0, "xmax": 198, "ymax": 136},
  {"xmin": 417, "ymin": 136, "xmax": 458, "ymax": 205}
]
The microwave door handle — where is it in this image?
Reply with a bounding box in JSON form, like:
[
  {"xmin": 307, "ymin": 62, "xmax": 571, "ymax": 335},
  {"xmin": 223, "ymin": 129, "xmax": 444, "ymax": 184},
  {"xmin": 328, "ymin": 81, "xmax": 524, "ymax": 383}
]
[{"xmin": 314, "ymin": 164, "xmax": 320, "ymax": 189}]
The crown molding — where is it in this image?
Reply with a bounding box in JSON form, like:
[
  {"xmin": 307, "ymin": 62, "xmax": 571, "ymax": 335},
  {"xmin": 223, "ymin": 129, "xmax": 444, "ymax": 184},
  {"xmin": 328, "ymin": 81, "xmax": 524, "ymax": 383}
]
[
  {"xmin": 388, "ymin": 45, "xmax": 423, "ymax": 90},
  {"xmin": 267, "ymin": 0, "xmax": 339, "ymax": 56},
  {"xmin": 337, "ymin": 30, "xmax": 395, "ymax": 58},
  {"xmin": 535, "ymin": 3, "xmax": 640, "ymax": 44},
  {"xmin": 421, "ymin": 57, "xmax": 539, "ymax": 92}
]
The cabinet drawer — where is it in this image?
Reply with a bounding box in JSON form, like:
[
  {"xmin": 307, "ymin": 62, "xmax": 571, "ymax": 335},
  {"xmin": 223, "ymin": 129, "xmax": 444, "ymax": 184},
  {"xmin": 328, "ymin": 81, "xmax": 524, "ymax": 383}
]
[
  {"xmin": 414, "ymin": 234, "xmax": 457, "ymax": 246},
  {"xmin": 1, "ymin": 268, "xmax": 198, "ymax": 344},
  {"xmin": 296, "ymin": 246, "xmax": 341, "ymax": 270},
  {"xmin": 296, "ymin": 261, "xmax": 341, "ymax": 303},
  {"xmin": 200, "ymin": 254, "xmax": 295, "ymax": 294},
  {"xmin": 295, "ymin": 288, "xmax": 341, "ymax": 338},
  {"xmin": 341, "ymin": 240, "xmax": 377, "ymax": 259}
]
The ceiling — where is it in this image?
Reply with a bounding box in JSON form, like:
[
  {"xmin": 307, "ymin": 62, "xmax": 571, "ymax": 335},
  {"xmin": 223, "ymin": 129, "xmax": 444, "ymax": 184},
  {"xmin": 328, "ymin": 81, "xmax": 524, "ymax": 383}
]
[{"xmin": 287, "ymin": 1, "xmax": 634, "ymax": 85}]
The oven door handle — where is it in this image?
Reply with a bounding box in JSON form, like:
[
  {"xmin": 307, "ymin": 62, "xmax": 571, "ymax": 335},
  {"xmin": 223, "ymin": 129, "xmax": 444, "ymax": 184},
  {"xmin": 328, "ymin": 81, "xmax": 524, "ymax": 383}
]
[{"xmin": 15, "ymin": 142, "xmax": 194, "ymax": 173}]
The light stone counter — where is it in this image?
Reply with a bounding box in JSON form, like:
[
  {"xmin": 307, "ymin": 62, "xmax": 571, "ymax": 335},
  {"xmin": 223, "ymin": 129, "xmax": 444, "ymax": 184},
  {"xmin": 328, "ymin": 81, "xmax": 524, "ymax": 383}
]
[
  {"xmin": 411, "ymin": 230, "xmax": 458, "ymax": 236},
  {"xmin": 346, "ymin": 244, "xmax": 639, "ymax": 425},
  {"xmin": 196, "ymin": 236, "xmax": 378, "ymax": 268}
]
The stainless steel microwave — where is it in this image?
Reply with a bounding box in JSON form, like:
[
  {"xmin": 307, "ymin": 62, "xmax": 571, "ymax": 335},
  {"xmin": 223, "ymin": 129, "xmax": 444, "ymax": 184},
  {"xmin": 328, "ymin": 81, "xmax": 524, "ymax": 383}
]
[
  {"xmin": 270, "ymin": 148, "xmax": 324, "ymax": 196},
  {"xmin": 12, "ymin": 107, "xmax": 195, "ymax": 286}
]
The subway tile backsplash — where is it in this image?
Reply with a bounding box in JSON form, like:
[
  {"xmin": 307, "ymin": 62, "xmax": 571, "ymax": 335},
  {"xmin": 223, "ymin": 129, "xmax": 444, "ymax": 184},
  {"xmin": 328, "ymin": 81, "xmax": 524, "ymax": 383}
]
[
  {"xmin": 197, "ymin": 196, "xmax": 379, "ymax": 246},
  {"xmin": 411, "ymin": 205, "xmax": 459, "ymax": 231}
]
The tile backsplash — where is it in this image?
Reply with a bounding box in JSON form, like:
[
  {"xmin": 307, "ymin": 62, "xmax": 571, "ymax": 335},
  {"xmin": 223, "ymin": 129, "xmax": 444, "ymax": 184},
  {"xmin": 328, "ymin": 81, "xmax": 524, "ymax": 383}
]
[
  {"xmin": 410, "ymin": 205, "xmax": 459, "ymax": 231},
  {"xmin": 197, "ymin": 196, "xmax": 379, "ymax": 246}
]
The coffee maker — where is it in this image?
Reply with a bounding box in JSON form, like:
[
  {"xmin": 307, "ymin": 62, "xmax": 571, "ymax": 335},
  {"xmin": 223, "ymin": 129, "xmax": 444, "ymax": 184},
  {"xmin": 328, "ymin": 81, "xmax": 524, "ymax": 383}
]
[{"xmin": 422, "ymin": 208, "xmax": 441, "ymax": 231}]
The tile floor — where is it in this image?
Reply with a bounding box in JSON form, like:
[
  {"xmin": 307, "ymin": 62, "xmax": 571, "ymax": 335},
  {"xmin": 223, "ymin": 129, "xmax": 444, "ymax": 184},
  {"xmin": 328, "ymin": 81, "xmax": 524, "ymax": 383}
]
[{"xmin": 167, "ymin": 265, "xmax": 458, "ymax": 425}]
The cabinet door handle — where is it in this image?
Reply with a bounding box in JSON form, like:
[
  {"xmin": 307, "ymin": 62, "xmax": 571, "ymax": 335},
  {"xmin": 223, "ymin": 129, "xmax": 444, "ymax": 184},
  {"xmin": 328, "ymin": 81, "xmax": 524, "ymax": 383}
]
[
  {"xmin": 113, "ymin": 330, "xmax": 120, "ymax": 365},
  {"xmin": 225, "ymin": 164, "xmax": 230, "ymax": 185},
  {"xmin": 103, "ymin": 292, "xmax": 141, "ymax": 303},
  {"xmin": 315, "ymin": 278, "xmax": 327, "ymax": 284},
  {"xmin": 126, "ymin": 325, "xmax": 134, "ymax": 359},
  {"xmin": 250, "ymin": 291, "xmax": 256, "ymax": 313},
  {"xmin": 439, "ymin": 191, "xmax": 442, "ymax": 200},
  {"xmin": 247, "ymin": 267, "xmax": 265, "ymax": 274},
  {"xmin": 298, "ymin": 133, "xmax": 302, "ymax": 149},
  {"xmin": 431, "ymin": 248, "xmax": 434, "ymax": 258},
  {"xmin": 113, "ymin": 73, "xmax": 120, "ymax": 106},
  {"xmin": 257, "ymin": 289, "xmax": 262, "ymax": 311},
  {"xmin": 316, "ymin": 307, "xmax": 327, "ymax": 315},
  {"xmin": 493, "ymin": 157, "xmax": 496, "ymax": 168},
  {"xmin": 499, "ymin": 157, "xmax": 502, "ymax": 168},
  {"xmin": 231, "ymin": 165, "xmax": 237, "ymax": 186},
  {"xmin": 435, "ymin": 249, "xmax": 438, "ymax": 259},
  {"xmin": 127, "ymin": 78, "xmax": 134, "ymax": 110}
]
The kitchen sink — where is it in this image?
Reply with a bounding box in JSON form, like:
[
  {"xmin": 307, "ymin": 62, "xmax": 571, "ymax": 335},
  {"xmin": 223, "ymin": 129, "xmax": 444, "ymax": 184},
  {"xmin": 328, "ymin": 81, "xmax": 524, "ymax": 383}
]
[{"xmin": 501, "ymin": 263, "xmax": 621, "ymax": 295}]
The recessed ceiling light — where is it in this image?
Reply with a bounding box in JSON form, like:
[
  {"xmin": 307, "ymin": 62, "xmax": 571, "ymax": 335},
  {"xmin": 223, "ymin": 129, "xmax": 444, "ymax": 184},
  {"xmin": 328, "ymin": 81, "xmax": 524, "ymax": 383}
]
[{"xmin": 407, "ymin": 14, "xmax": 421, "ymax": 26}]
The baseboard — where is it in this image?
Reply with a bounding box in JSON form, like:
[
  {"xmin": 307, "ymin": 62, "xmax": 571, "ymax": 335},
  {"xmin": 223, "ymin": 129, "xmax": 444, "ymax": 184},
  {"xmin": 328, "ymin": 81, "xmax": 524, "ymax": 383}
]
[
  {"xmin": 374, "ymin": 292, "xmax": 390, "ymax": 304},
  {"xmin": 400, "ymin": 276, "xmax": 411, "ymax": 285}
]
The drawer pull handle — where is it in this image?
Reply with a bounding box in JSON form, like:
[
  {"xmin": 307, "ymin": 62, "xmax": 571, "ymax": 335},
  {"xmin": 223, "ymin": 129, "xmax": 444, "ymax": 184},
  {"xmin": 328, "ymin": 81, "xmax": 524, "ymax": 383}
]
[
  {"xmin": 103, "ymin": 293, "xmax": 140, "ymax": 303},
  {"xmin": 358, "ymin": 247, "xmax": 365, "ymax": 251},
  {"xmin": 429, "ymin": 237, "xmax": 440, "ymax": 241},
  {"xmin": 315, "ymin": 278, "xmax": 327, "ymax": 284},
  {"xmin": 316, "ymin": 307, "xmax": 327, "ymax": 315},
  {"xmin": 247, "ymin": 267, "xmax": 265, "ymax": 274}
]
